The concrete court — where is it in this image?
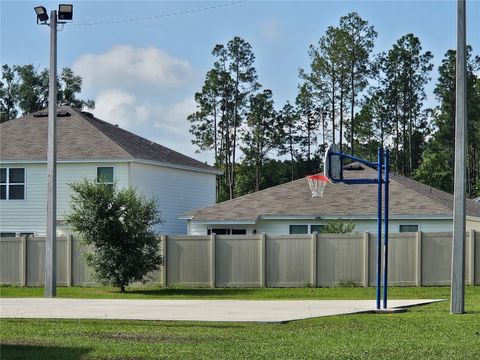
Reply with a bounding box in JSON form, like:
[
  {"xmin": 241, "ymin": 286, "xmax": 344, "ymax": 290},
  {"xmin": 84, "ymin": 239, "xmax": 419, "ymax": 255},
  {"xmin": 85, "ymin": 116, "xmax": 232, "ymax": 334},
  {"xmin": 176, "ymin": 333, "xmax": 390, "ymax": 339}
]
[{"xmin": 0, "ymin": 298, "xmax": 443, "ymax": 323}]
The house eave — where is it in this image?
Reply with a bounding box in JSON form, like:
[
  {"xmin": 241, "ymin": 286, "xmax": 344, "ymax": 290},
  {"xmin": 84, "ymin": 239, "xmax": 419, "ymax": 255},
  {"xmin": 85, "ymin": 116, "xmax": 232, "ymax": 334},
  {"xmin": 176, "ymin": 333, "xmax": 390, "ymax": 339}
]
[
  {"xmin": 186, "ymin": 213, "xmax": 454, "ymax": 224},
  {"xmin": 183, "ymin": 219, "xmax": 257, "ymax": 225},
  {"xmin": 259, "ymin": 214, "xmax": 453, "ymax": 220},
  {"xmin": 131, "ymin": 158, "xmax": 222, "ymax": 175},
  {"xmin": 0, "ymin": 157, "xmax": 222, "ymax": 175}
]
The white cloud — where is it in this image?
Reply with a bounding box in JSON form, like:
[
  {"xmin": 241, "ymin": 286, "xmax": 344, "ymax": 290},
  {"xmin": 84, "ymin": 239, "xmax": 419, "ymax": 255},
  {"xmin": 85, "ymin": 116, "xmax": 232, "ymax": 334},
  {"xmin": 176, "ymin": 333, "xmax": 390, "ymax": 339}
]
[
  {"xmin": 94, "ymin": 89, "xmax": 153, "ymax": 129},
  {"xmin": 153, "ymin": 97, "xmax": 196, "ymax": 136},
  {"xmin": 73, "ymin": 45, "xmax": 194, "ymax": 93},
  {"xmin": 73, "ymin": 45, "xmax": 213, "ymax": 163},
  {"xmin": 92, "ymin": 89, "xmax": 213, "ymax": 163}
]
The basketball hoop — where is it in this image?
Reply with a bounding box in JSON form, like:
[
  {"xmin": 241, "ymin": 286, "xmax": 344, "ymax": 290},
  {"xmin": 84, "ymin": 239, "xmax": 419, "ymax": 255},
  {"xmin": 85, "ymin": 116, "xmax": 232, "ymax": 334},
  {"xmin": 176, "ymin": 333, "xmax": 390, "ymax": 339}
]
[{"xmin": 307, "ymin": 174, "xmax": 330, "ymax": 197}]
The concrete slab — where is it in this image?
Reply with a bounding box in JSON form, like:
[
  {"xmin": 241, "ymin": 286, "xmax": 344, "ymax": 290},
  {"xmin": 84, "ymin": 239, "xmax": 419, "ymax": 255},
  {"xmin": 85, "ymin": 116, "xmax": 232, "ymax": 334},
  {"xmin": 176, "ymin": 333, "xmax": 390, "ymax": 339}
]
[{"xmin": 0, "ymin": 298, "xmax": 444, "ymax": 323}]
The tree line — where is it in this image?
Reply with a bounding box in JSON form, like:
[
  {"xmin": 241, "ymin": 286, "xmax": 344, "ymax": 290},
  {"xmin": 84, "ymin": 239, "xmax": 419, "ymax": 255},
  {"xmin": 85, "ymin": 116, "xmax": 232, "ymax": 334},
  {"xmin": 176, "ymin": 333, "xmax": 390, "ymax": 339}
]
[
  {"xmin": 1, "ymin": 13, "xmax": 478, "ymax": 201},
  {"xmin": 0, "ymin": 64, "xmax": 93, "ymax": 123},
  {"xmin": 188, "ymin": 12, "xmax": 480, "ymax": 201}
]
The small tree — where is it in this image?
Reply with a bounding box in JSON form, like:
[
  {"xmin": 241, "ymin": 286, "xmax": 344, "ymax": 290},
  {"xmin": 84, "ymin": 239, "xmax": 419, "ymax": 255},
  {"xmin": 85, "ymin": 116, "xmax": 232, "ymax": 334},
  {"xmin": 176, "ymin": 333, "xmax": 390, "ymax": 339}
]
[
  {"xmin": 66, "ymin": 179, "xmax": 162, "ymax": 292},
  {"xmin": 321, "ymin": 219, "xmax": 355, "ymax": 233}
]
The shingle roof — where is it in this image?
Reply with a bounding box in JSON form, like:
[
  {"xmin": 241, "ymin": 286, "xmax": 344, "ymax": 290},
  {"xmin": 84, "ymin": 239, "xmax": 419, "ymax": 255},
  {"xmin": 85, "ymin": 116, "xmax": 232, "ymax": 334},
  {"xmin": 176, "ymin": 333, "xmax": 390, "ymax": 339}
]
[
  {"xmin": 186, "ymin": 164, "xmax": 480, "ymax": 220},
  {"xmin": 0, "ymin": 106, "xmax": 220, "ymax": 174}
]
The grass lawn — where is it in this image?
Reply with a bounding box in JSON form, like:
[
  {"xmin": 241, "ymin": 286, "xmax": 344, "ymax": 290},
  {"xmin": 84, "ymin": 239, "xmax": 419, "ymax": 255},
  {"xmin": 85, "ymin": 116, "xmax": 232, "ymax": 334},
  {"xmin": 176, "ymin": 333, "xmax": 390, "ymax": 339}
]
[
  {"xmin": 1, "ymin": 286, "xmax": 479, "ymax": 359},
  {"xmin": 0, "ymin": 284, "xmax": 471, "ymax": 300}
]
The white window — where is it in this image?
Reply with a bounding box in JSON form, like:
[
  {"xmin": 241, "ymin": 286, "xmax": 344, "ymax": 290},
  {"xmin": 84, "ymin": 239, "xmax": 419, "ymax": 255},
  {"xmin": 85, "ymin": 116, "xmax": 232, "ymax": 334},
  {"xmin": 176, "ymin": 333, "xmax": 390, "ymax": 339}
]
[
  {"xmin": 0, "ymin": 232, "xmax": 34, "ymax": 238},
  {"xmin": 289, "ymin": 225, "xmax": 324, "ymax": 235},
  {"xmin": 399, "ymin": 224, "xmax": 419, "ymax": 233},
  {"xmin": 289, "ymin": 225, "xmax": 308, "ymax": 234},
  {"xmin": 310, "ymin": 225, "xmax": 324, "ymax": 233},
  {"xmin": 207, "ymin": 228, "xmax": 247, "ymax": 235},
  {"xmin": 231, "ymin": 229, "xmax": 247, "ymax": 235},
  {"xmin": 96, "ymin": 166, "xmax": 114, "ymax": 186},
  {"xmin": 0, "ymin": 232, "xmax": 16, "ymax": 238},
  {"xmin": 0, "ymin": 168, "xmax": 25, "ymax": 200}
]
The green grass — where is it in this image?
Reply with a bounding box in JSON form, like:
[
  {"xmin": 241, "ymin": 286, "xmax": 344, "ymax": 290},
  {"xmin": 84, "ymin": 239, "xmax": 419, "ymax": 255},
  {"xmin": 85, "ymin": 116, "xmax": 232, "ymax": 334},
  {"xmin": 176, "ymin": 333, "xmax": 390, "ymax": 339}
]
[
  {"xmin": 1, "ymin": 286, "xmax": 479, "ymax": 359},
  {"xmin": 0, "ymin": 284, "xmax": 466, "ymax": 300}
]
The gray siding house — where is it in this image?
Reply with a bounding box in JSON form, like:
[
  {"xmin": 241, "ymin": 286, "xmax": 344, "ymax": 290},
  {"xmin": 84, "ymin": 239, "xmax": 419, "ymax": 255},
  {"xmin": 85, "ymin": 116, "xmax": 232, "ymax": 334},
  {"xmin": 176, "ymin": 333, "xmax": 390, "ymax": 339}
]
[
  {"xmin": 184, "ymin": 164, "xmax": 480, "ymax": 235},
  {"xmin": 0, "ymin": 106, "xmax": 221, "ymax": 236}
]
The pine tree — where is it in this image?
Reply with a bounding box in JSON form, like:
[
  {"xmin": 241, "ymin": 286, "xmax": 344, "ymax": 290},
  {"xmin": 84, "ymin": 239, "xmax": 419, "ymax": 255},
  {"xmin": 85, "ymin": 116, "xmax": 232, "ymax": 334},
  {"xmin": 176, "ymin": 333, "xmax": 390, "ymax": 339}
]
[
  {"xmin": 380, "ymin": 34, "xmax": 433, "ymax": 175},
  {"xmin": 241, "ymin": 89, "xmax": 278, "ymax": 191},
  {"xmin": 300, "ymin": 26, "xmax": 344, "ymax": 147},
  {"xmin": 277, "ymin": 102, "xmax": 300, "ymax": 181},
  {"xmin": 415, "ymin": 48, "xmax": 480, "ymax": 197},
  {"xmin": 188, "ymin": 37, "xmax": 259, "ymax": 201},
  {"xmin": 339, "ymin": 12, "xmax": 377, "ymax": 155},
  {"xmin": 296, "ymin": 82, "xmax": 318, "ymax": 160},
  {"xmin": 226, "ymin": 37, "xmax": 260, "ymax": 199}
]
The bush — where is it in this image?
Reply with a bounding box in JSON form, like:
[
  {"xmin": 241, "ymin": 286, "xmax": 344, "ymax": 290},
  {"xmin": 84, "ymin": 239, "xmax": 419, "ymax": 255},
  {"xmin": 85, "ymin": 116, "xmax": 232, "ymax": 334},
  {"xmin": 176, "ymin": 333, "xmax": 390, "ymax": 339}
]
[
  {"xmin": 320, "ymin": 219, "xmax": 355, "ymax": 234},
  {"xmin": 66, "ymin": 179, "xmax": 162, "ymax": 292}
]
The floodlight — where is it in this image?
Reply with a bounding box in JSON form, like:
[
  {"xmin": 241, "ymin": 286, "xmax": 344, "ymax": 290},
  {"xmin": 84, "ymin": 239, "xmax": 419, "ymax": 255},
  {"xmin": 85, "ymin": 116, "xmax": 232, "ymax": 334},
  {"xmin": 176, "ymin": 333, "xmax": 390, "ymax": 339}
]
[
  {"xmin": 34, "ymin": 6, "xmax": 49, "ymax": 23},
  {"xmin": 58, "ymin": 4, "xmax": 73, "ymax": 21}
]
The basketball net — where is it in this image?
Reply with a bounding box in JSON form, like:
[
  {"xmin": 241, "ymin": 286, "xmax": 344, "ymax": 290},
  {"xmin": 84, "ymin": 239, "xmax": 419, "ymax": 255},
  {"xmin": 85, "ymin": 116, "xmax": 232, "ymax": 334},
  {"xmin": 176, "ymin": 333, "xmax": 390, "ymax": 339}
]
[{"xmin": 307, "ymin": 174, "xmax": 330, "ymax": 198}]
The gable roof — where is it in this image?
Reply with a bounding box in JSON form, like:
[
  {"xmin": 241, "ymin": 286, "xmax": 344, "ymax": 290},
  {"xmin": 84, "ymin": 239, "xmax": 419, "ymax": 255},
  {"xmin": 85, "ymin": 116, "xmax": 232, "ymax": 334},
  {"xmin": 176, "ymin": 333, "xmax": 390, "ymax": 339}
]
[
  {"xmin": 185, "ymin": 164, "xmax": 480, "ymax": 221},
  {"xmin": 0, "ymin": 106, "xmax": 220, "ymax": 174}
]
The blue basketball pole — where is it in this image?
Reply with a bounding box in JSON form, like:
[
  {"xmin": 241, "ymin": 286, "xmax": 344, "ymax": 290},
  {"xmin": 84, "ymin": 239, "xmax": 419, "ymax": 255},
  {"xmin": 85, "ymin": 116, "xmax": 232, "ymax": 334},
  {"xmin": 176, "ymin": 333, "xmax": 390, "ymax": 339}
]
[
  {"xmin": 376, "ymin": 147, "xmax": 383, "ymax": 310},
  {"xmin": 325, "ymin": 144, "xmax": 390, "ymax": 311},
  {"xmin": 383, "ymin": 149, "xmax": 390, "ymax": 309}
]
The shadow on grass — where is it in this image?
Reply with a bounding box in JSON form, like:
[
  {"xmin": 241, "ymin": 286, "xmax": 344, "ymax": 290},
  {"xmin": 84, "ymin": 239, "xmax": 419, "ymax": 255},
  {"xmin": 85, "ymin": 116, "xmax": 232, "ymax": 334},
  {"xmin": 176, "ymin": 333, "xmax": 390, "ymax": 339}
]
[{"xmin": 0, "ymin": 344, "xmax": 91, "ymax": 360}]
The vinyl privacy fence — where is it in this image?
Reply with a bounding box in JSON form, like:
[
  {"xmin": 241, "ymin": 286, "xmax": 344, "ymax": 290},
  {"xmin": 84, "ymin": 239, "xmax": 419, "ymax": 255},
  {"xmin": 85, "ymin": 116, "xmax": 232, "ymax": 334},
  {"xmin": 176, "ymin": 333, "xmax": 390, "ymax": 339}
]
[{"xmin": 1, "ymin": 231, "xmax": 478, "ymax": 287}]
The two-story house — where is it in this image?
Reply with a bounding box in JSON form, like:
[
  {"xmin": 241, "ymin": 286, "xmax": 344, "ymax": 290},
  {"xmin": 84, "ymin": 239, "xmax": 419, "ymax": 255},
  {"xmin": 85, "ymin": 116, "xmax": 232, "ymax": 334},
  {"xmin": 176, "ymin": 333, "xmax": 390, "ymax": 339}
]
[{"xmin": 0, "ymin": 106, "xmax": 221, "ymax": 236}]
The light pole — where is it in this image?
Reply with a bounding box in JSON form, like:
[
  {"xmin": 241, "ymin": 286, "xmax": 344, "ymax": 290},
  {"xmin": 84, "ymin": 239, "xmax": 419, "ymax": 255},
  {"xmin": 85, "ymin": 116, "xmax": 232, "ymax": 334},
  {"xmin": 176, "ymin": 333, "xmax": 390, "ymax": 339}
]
[
  {"xmin": 451, "ymin": 0, "xmax": 467, "ymax": 314},
  {"xmin": 34, "ymin": 4, "xmax": 73, "ymax": 298}
]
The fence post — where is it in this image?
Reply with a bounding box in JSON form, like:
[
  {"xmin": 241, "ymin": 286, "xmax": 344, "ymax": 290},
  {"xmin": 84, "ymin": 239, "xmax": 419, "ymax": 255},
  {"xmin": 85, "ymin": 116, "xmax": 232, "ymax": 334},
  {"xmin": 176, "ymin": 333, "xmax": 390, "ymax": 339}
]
[
  {"xmin": 66, "ymin": 235, "xmax": 73, "ymax": 287},
  {"xmin": 416, "ymin": 231, "xmax": 422, "ymax": 286},
  {"xmin": 161, "ymin": 235, "xmax": 167, "ymax": 287},
  {"xmin": 21, "ymin": 236, "xmax": 27, "ymax": 286},
  {"xmin": 311, "ymin": 232, "xmax": 317, "ymax": 287},
  {"xmin": 210, "ymin": 233, "xmax": 216, "ymax": 288},
  {"xmin": 363, "ymin": 232, "xmax": 369, "ymax": 287},
  {"xmin": 259, "ymin": 233, "xmax": 266, "ymax": 287},
  {"xmin": 469, "ymin": 229, "xmax": 475, "ymax": 285}
]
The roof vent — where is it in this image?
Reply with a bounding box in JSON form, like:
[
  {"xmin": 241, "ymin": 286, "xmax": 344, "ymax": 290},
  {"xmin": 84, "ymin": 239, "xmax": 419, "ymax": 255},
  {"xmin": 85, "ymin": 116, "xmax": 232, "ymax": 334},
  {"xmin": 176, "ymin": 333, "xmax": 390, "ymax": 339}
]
[
  {"xmin": 115, "ymin": 124, "xmax": 119, "ymax": 127},
  {"xmin": 81, "ymin": 111, "xmax": 94, "ymax": 118},
  {"xmin": 343, "ymin": 163, "xmax": 364, "ymax": 171},
  {"xmin": 34, "ymin": 111, "xmax": 71, "ymax": 118}
]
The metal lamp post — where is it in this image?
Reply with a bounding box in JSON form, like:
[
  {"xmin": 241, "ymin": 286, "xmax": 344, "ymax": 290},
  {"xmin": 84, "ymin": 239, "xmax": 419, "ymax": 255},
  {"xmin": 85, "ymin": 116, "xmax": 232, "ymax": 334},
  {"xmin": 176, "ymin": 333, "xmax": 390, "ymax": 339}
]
[
  {"xmin": 34, "ymin": 4, "xmax": 73, "ymax": 298},
  {"xmin": 451, "ymin": 0, "xmax": 467, "ymax": 314}
]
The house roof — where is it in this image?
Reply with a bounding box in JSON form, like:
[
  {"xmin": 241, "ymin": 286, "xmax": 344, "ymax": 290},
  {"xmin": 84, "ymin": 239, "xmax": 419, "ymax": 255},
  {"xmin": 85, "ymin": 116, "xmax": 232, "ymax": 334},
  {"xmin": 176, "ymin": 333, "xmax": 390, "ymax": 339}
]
[
  {"xmin": 0, "ymin": 106, "xmax": 220, "ymax": 174},
  {"xmin": 185, "ymin": 164, "xmax": 480, "ymax": 221}
]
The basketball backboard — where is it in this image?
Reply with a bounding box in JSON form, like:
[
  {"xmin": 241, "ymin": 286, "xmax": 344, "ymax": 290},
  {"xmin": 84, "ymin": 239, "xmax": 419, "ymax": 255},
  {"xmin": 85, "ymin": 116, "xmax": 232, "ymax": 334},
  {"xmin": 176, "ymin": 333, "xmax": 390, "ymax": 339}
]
[{"xmin": 324, "ymin": 143, "xmax": 342, "ymax": 183}]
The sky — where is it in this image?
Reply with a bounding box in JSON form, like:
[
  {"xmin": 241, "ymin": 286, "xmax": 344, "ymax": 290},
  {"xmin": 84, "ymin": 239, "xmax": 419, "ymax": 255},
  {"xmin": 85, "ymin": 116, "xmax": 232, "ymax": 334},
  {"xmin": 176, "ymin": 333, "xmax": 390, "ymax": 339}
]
[{"xmin": 1, "ymin": 0, "xmax": 479, "ymax": 164}]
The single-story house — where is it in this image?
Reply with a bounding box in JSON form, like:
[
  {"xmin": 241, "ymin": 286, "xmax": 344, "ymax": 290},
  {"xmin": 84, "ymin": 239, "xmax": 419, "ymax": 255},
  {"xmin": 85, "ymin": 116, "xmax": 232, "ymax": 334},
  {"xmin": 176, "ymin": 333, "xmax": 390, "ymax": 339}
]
[
  {"xmin": 0, "ymin": 106, "xmax": 221, "ymax": 236},
  {"xmin": 183, "ymin": 163, "xmax": 480, "ymax": 235}
]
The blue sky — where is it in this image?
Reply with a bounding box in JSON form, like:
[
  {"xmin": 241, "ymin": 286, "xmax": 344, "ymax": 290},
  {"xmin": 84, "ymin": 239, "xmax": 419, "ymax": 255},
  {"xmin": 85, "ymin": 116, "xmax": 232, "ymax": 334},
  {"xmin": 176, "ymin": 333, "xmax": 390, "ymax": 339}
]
[{"xmin": 1, "ymin": 0, "xmax": 479, "ymax": 163}]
